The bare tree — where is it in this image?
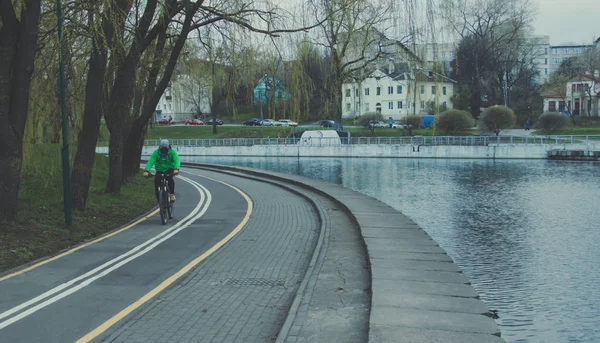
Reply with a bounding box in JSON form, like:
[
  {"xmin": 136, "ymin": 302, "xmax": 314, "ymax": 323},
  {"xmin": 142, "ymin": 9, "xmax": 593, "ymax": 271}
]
[
  {"xmin": 442, "ymin": 0, "xmax": 536, "ymax": 115},
  {"xmin": 308, "ymin": 0, "xmax": 397, "ymax": 129}
]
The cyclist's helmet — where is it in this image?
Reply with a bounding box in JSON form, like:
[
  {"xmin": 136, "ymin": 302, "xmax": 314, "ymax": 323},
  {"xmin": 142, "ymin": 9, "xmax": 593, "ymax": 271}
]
[{"xmin": 159, "ymin": 139, "xmax": 170, "ymax": 154}]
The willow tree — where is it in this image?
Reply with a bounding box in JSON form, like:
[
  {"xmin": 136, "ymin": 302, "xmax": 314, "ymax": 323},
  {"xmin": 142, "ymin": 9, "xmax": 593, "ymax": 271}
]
[{"xmin": 0, "ymin": 0, "xmax": 43, "ymax": 222}]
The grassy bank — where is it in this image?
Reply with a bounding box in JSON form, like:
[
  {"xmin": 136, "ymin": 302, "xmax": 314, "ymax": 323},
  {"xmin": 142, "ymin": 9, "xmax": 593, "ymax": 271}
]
[
  {"xmin": 146, "ymin": 126, "xmax": 298, "ymax": 140},
  {"xmin": 532, "ymin": 128, "xmax": 600, "ymax": 136},
  {"xmin": 143, "ymin": 125, "xmax": 480, "ymax": 141},
  {"xmin": 0, "ymin": 145, "xmax": 155, "ymax": 273}
]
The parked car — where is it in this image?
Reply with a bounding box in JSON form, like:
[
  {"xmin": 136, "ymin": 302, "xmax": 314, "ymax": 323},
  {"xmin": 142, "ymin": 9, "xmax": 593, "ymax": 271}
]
[
  {"xmin": 206, "ymin": 118, "xmax": 223, "ymax": 125},
  {"xmin": 320, "ymin": 120, "xmax": 336, "ymax": 128},
  {"xmin": 158, "ymin": 119, "xmax": 176, "ymax": 125},
  {"xmin": 369, "ymin": 120, "xmax": 386, "ymax": 128},
  {"xmin": 276, "ymin": 119, "xmax": 298, "ymax": 127},
  {"xmin": 244, "ymin": 118, "xmax": 261, "ymax": 126},
  {"xmin": 187, "ymin": 119, "xmax": 204, "ymax": 125},
  {"xmin": 261, "ymin": 119, "xmax": 276, "ymax": 126},
  {"xmin": 391, "ymin": 121, "xmax": 405, "ymax": 129}
]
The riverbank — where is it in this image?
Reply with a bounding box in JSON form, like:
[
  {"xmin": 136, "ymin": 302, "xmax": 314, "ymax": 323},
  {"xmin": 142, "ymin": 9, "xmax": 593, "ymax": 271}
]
[
  {"xmin": 0, "ymin": 147, "xmax": 155, "ymax": 273},
  {"xmin": 142, "ymin": 125, "xmax": 477, "ymax": 140},
  {"xmin": 98, "ymin": 139, "xmax": 600, "ymax": 160}
]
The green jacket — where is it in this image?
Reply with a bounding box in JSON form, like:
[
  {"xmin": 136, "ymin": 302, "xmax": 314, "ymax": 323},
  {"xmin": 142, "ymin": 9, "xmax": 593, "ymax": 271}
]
[{"xmin": 145, "ymin": 148, "xmax": 180, "ymax": 173}]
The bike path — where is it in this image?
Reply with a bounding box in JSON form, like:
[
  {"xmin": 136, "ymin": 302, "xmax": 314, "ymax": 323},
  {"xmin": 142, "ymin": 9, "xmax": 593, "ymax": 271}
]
[{"xmin": 0, "ymin": 173, "xmax": 249, "ymax": 342}]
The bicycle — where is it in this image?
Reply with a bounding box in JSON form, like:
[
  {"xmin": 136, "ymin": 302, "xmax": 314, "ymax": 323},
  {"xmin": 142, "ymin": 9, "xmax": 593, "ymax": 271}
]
[{"xmin": 147, "ymin": 171, "xmax": 175, "ymax": 225}]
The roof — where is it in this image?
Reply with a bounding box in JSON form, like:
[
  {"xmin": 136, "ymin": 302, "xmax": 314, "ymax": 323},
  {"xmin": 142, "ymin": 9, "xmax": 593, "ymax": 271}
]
[
  {"xmin": 540, "ymin": 89, "xmax": 563, "ymax": 98},
  {"xmin": 569, "ymin": 74, "xmax": 600, "ymax": 83},
  {"xmin": 392, "ymin": 70, "xmax": 456, "ymax": 84}
]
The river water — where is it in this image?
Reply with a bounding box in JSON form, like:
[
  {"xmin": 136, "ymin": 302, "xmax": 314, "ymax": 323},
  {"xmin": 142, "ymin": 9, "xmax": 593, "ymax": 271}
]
[{"xmin": 184, "ymin": 156, "xmax": 600, "ymax": 343}]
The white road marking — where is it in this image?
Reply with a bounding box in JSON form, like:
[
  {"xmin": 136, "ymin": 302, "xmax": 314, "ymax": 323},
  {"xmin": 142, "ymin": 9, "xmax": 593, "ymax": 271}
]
[{"xmin": 0, "ymin": 175, "xmax": 210, "ymax": 330}]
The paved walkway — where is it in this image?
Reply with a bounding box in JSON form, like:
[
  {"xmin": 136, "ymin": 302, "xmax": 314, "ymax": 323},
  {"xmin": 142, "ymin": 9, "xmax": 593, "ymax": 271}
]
[{"xmin": 0, "ymin": 164, "xmax": 504, "ymax": 342}]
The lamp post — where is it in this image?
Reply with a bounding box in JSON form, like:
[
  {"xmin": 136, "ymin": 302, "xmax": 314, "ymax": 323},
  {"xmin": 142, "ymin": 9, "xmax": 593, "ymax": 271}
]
[
  {"xmin": 258, "ymin": 74, "xmax": 267, "ymax": 121},
  {"xmin": 57, "ymin": 0, "xmax": 72, "ymax": 226}
]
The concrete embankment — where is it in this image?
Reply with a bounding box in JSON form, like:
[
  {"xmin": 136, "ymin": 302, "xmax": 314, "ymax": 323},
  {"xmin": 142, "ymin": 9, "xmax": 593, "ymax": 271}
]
[{"xmin": 97, "ymin": 142, "xmax": 600, "ymax": 159}]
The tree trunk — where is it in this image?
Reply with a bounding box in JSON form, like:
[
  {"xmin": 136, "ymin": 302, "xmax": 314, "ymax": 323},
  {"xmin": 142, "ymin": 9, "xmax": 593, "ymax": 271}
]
[
  {"xmin": 120, "ymin": 4, "xmax": 195, "ymax": 178},
  {"xmin": 0, "ymin": 0, "xmax": 42, "ymax": 223},
  {"xmin": 71, "ymin": 44, "xmax": 107, "ymax": 209},
  {"xmin": 122, "ymin": 118, "xmax": 148, "ymax": 179}
]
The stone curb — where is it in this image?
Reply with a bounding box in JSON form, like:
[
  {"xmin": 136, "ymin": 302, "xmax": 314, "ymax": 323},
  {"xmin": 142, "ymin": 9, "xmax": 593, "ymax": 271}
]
[{"xmin": 180, "ymin": 162, "xmax": 504, "ymax": 343}]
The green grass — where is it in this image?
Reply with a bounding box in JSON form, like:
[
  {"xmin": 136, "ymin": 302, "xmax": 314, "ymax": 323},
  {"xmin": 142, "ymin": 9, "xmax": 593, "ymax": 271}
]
[
  {"xmin": 532, "ymin": 128, "xmax": 600, "ymax": 135},
  {"xmin": 146, "ymin": 126, "xmax": 299, "ymax": 140},
  {"xmin": 1, "ymin": 145, "xmax": 155, "ymax": 273}
]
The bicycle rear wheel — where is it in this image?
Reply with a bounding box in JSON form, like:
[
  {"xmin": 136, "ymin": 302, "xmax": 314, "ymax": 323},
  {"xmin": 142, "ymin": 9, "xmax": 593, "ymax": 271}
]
[
  {"xmin": 167, "ymin": 200, "xmax": 174, "ymax": 219},
  {"xmin": 159, "ymin": 188, "xmax": 168, "ymax": 225}
]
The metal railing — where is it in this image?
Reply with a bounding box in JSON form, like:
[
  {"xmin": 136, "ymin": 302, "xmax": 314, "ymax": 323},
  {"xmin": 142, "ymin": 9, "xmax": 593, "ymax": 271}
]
[{"xmin": 97, "ymin": 135, "xmax": 600, "ymax": 148}]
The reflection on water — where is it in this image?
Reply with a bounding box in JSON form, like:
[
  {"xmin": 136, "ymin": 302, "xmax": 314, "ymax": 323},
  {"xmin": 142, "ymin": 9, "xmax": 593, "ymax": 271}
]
[{"xmin": 185, "ymin": 156, "xmax": 600, "ymax": 343}]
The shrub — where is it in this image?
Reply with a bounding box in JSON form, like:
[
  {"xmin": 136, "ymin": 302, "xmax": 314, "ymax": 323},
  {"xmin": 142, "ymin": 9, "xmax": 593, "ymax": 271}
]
[
  {"xmin": 535, "ymin": 112, "xmax": 568, "ymax": 134},
  {"xmin": 435, "ymin": 110, "xmax": 474, "ymax": 135},
  {"xmin": 357, "ymin": 112, "xmax": 384, "ymax": 127},
  {"xmin": 358, "ymin": 112, "xmax": 384, "ymax": 134},
  {"xmin": 402, "ymin": 115, "xmax": 422, "ymax": 136},
  {"xmin": 479, "ymin": 105, "xmax": 516, "ymax": 136}
]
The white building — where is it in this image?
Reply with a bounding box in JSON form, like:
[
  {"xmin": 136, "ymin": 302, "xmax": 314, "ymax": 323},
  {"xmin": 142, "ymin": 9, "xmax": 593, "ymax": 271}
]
[
  {"xmin": 155, "ymin": 74, "xmax": 212, "ymax": 123},
  {"xmin": 542, "ymin": 72, "xmax": 600, "ymax": 116},
  {"xmin": 342, "ymin": 66, "xmax": 455, "ymax": 120}
]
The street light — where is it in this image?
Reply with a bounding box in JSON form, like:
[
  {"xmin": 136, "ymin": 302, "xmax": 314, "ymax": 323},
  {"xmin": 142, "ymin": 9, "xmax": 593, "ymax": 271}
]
[
  {"xmin": 258, "ymin": 74, "xmax": 267, "ymax": 121},
  {"xmin": 57, "ymin": 0, "xmax": 72, "ymax": 226}
]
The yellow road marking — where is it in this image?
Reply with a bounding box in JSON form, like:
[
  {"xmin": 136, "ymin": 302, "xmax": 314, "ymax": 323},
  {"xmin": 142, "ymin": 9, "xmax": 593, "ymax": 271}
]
[
  {"xmin": 76, "ymin": 174, "xmax": 252, "ymax": 343},
  {"xmin": 0, "ymin": 209, "xmax": 159, "ymax": 282}
]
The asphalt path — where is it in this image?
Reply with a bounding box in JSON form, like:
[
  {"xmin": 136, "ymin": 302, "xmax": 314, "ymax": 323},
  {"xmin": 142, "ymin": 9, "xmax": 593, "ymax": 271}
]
[{"xmin": 0, "ymin": 173, "xmax": 249, "ymax": 342}]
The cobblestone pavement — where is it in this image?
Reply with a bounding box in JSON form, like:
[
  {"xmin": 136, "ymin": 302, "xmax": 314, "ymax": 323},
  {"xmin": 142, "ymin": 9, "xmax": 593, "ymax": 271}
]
[{"xmin": 101, "ymin": 170, "xmax": 320, "ymax": 343}]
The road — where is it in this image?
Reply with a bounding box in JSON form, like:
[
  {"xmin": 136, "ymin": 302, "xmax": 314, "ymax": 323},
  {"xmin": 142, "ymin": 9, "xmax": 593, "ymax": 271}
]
[{"xmin": 0, "ymin": 169, "xmax": 320, "ymax": 343}]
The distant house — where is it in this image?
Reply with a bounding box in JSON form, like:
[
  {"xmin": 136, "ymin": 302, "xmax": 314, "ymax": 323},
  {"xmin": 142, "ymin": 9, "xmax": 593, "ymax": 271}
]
[
  {"xmin": 253, "ymin": 76, "xmax": 289, "ymax": 104},
  {"xmin": 341, "ymin": 64, "xmax": 456, "ymax": 120},
  {"xmin": 155, "ymin": 69, "xmax": 212, "ymax": 123},
  {"xmin": 566, "ymin": 74, "xmax": 600, "ymax": 116},
  {"xmin": 542, "ymin": 73, "xmax": 600, "ymax": 116}
]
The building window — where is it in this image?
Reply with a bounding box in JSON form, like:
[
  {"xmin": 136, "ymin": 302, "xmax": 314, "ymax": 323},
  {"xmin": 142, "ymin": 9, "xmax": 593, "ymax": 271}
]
[
  {"xmin": 397, "ymin": 85, "xmax": 403, "ymax": 94},
  {"xmin": 544, "ymin": 48, "xmax": 548, "ymax": 54},
  {"xmin": 388, "ymin": 86, "xmax": 393, "ymax": 94},
  {"xmin": 389, "ymin": 102, "xmax": 393, "ymax": 109},
  {"xmin": 365, "ymin": 103, "xmax": 370, "ymax": 112},
  {"xmin": 575, "ymin": 47, "xmax": 582, "ymax": 53},
  {"xmin": 356, "ymin": 89, "xmax": 359, "ymax": 97},
  {"xmin": 420, "ymin": 101, "xmax": 425, "ymax": 108},
  {"xmin": 158, "ymin": 104, "xmax": 161, "ymax": 110},
  {"xmin": 564, "ymin": 48, "xmax": 569, "ymax": 54},
  {"xmin": 544, "ymin": 58, "xmax": 548, "ymax": 65},
  {"xmin": 552, "ymin": 58, "xmax": 560, "ymax": 64},
  {"xmin": 346, "ymin": 103, "xmax": 351, "ymax": 111},
  {"xmin": 443, "ymin": 101, "xmax": 447, "ymax": 108},
  {"xmin": 432, "ymin": 86, "xmax": 436, "ymax": 94},
  {"xmin": 549, "ymin": 101, "xmax": 556, "ymax": 112},
  {"xmin": 545, "ymin": 68, "xmax": 548, "ymax": 75},
  {"xmin": 551, "ymin": 48, "xmax": 558, "ymax": 54},
  {"xmin": 420, "ymin": 85, "xmax": 425, "ymax": 94},
  {"xmin": 450, "ymin": 52, "xmax": 455, "ymax": 59},
  {"xmin": 365, "ymin": 88, "xmax": 370, "ymax": 96},
  {"xmin": 443, "ymin": 86, "xmax": 447, "ymax": 95},
  {"xmin": 398, "ymin": 101, "xmax": 403, "ymax": 109},
  {"xmin": 377, "ymin": 87, "xmax": 381, "ymax": 95},
  {"xmin": 345, "ymin": 89, "xmax": 351, "ymax": 97}
]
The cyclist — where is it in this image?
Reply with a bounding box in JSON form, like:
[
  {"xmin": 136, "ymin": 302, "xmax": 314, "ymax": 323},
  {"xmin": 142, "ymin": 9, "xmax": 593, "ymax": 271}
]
[{"xmin": 143, "ymin": 139, "xmax": 180, "ymax": 202}]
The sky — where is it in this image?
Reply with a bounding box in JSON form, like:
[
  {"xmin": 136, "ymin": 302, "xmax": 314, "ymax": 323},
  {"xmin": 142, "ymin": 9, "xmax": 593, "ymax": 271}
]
[{"xmin": 531, "ymin": 0, "xmax": 600, "ymax": 45}]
